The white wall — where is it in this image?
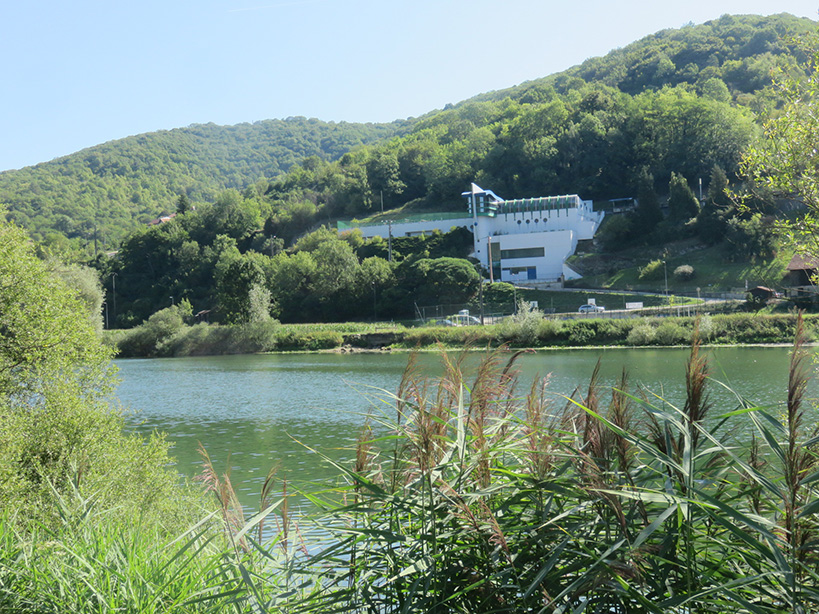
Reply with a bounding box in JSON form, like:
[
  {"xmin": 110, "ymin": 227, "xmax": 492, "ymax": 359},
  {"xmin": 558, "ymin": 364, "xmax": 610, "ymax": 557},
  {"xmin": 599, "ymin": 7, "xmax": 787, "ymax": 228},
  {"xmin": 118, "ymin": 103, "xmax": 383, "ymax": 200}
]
[
  {"xmin": 339, "ymin": 188, "xmax": 604, "ymax": 284},
  {"xmin": 350, "ymin": 217, "xmax": 473, "ymax": 240}
]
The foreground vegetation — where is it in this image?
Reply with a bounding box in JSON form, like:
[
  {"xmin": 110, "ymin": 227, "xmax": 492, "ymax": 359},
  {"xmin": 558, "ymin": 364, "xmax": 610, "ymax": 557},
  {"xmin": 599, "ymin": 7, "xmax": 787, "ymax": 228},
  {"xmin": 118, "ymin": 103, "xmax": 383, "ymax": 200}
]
[
  {"xmin": 107, "ymin": 304, "xmax": 813, "ymax": 357},
  {"xmin": 5, "ymin": 326, "xmax": 819, "ymax": 612}
]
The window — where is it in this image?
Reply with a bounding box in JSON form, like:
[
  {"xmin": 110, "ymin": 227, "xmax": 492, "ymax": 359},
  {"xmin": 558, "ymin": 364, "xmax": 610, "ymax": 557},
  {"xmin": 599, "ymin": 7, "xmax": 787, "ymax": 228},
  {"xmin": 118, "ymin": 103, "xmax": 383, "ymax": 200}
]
[{"xmin": 500, "ymin": 247, "xmax": 545, "ymax": 260}]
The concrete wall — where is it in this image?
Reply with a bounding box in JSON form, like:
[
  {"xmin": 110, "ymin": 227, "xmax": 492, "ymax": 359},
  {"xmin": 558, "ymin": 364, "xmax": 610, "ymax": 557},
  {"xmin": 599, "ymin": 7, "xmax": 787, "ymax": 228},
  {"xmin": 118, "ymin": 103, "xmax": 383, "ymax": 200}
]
[
  {"xmin": 339, "ymin": 186, "xmax": 604, "ymax": 284},
  {"xmin": 348, "ymin": 217, "xmax": 473, "ymax": 240}
]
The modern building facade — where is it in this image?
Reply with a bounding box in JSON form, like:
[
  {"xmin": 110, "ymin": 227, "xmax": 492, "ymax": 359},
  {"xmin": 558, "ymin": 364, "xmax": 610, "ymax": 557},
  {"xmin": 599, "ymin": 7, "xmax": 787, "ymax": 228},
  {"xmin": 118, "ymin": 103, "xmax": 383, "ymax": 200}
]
[{"xmin": 338, "ymin": 184, "xmax": 605, "ymax": 285}]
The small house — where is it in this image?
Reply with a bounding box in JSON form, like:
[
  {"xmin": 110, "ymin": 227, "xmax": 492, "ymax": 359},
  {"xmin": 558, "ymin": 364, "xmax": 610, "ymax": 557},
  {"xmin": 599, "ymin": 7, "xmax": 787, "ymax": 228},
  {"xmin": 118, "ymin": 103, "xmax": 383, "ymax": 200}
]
[
  {"xmin": 785, "ymin": 254, "xmax": 819, "ymax": 303},
  {"xmin": 748, "ymin": 286, "xmax": 778, "ymax": 302}
]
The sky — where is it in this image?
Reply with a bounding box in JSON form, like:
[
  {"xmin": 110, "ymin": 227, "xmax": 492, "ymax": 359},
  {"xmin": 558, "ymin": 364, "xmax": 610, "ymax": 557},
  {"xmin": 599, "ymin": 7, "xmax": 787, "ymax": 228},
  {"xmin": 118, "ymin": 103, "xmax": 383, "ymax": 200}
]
[{"xmin": 1, "ymin": 0, "xmax": 817, "ymax": 172}]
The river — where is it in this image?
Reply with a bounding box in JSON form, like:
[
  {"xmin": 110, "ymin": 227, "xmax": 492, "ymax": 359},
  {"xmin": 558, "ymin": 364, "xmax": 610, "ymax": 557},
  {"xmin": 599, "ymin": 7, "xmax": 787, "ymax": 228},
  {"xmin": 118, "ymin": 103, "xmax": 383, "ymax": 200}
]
[{"xmin": 115, "ymin": 346, "xmax": 814, "ymax": 511}]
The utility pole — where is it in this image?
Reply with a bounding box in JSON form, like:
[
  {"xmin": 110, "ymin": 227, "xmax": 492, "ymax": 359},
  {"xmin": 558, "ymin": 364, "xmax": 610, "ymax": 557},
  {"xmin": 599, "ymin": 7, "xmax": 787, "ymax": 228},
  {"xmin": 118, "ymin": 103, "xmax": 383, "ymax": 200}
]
[{"xmin": 388, "ymin": 222, "xmax": 393, "ymax": 263}]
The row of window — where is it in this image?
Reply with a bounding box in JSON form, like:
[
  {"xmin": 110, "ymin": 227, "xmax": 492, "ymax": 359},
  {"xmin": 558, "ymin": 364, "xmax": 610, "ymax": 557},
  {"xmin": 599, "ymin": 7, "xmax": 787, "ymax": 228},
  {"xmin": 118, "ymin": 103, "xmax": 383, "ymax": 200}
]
[{"xmin": 499, "ymin": 247, "xmax": 545, "ymax": 260}]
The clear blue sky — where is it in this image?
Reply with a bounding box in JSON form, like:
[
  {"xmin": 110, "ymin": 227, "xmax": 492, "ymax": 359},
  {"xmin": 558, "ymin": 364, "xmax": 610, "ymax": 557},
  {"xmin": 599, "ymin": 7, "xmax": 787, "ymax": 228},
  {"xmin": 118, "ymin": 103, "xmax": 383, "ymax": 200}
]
[{"xmin": 1, "ymin": 0, "xmax": 816, "ymax": 172}]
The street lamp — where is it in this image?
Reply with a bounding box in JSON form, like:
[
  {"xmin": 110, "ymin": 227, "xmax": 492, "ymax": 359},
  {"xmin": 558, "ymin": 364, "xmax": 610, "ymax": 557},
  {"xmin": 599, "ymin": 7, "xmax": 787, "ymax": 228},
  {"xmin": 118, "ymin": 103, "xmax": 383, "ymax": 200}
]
[{"xmin": 663, "ymin": 261, "xmax": 669, "ymax": 305}]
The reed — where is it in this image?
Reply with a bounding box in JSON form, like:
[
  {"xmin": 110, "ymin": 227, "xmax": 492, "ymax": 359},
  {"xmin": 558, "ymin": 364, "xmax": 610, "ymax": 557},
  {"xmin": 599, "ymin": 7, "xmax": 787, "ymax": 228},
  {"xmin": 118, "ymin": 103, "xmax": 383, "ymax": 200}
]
[
  {"xmin": 282, "ymin": 320, "xmax": 819, "ymax": 613},
  {"xmin": 5, "ymin": 320, "xmax": 819, "ymax": 612}
]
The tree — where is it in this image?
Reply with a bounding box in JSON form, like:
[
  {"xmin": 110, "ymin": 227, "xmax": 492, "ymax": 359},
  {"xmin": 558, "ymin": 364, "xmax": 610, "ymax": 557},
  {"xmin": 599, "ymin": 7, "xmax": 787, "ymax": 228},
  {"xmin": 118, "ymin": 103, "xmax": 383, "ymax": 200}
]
[
  {"xmin": 697, "ymin": 165, "xmax": 733, "ymax": 244},
  {"xmin": 266, "ymin": 251, "xmax": 318, "ymax": 322},
  {"xmin": 632, "ymin": 167, "xmax": 663, "ymax": 234},
  {"xmin": 366, "ymin": 150, "xmax": 406, "ymax": 207},
  {"xmin": 741, "ymin": 35, "xmax": 819, "ymax": 258},
  {"xmin": 0, "ymin": 220, "xmax": 110, "ymax": 398},
  {"xmin": 49, "ymin": 261, "xmax": 105, "ymax": 334},
  {"xmin": 355, "ymin": 256, "xmax": 395, "ymax": 319},
  {"xmin": 667, "ymin": 172, "xmax": 700, "ymax": 222},
  {"xmin": 176, "ymin": 193, "xmax": 193, "ymax": 214},
  {"xmin": 395, "ymin": 257, "xmax": 480, "ymax": 307},
  {"xmin": 724, "ymin": 213, "xmax": 776, "ymax": 261},
  {"xmin": 313, "ymin": 239, "xmax": 360, "ymax": 319},
  {"xmin": 215, "ymin": 250, "xmax": 266, "ymax": 324},
  {"xmin": 0, "ymin": 218, "xmax": 188, "ymax": 525}
]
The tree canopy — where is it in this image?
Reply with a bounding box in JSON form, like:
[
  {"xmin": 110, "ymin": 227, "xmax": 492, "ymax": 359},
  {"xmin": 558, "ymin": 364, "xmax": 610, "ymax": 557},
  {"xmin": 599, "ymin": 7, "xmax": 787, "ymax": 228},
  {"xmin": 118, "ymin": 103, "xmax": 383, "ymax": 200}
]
[{"xmin": 0, "ymin": 217, "xmax": 192, "ymax": 525}]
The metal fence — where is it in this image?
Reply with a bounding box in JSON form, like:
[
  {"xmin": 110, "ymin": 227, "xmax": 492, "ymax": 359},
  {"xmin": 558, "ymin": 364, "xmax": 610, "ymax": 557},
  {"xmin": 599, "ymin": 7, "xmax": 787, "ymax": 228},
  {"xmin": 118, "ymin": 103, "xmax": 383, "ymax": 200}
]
[{"xmin": 415, "ymin": 297, "xmax": 743, "ymax": 326}]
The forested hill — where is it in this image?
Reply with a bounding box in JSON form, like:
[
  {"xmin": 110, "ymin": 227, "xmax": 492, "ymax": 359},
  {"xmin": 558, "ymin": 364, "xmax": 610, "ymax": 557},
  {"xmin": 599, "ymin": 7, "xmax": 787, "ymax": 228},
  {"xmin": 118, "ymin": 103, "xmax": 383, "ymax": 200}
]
[
  {"xmin": 471, "ymin": 13, "xmax": 812, "ymax": 105},
  {"xmin": 260, "ymin": 13, "xmax": 814, "ymax": 224},
  {"xmin": 0, "ymin": 117, "xmax": 406, "ymax": 249},
  {"xmin": 1, "ymin": 12, "xmax": 814, "ymax": 256}
]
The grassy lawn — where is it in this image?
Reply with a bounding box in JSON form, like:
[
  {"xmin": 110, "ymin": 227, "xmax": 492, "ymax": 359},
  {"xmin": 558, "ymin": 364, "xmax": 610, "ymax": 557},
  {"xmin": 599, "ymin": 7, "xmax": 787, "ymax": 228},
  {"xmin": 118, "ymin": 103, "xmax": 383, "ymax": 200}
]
[
  {"xmin": 518, "ymin": 288, "xmax": 674, "ymax": 313},
  {"xmin": 568, "ymin": 242, "xmax": 792, "ymax": 295}
]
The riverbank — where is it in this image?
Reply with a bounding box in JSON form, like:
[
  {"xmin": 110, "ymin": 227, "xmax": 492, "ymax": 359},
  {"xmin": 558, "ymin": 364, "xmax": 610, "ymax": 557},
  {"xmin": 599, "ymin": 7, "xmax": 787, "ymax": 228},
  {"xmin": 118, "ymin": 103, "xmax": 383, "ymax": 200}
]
[{"xmin": 104, "ymin": 312, "xmax": 817, "ymax": 357}]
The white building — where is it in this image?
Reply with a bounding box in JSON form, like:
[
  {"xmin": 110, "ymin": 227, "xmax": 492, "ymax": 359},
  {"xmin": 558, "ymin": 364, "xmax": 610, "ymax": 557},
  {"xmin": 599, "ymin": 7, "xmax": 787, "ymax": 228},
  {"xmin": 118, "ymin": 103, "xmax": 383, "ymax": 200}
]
[{"xmin": 338, "ymin": 184, "xmax": 604, "ymax": 285}]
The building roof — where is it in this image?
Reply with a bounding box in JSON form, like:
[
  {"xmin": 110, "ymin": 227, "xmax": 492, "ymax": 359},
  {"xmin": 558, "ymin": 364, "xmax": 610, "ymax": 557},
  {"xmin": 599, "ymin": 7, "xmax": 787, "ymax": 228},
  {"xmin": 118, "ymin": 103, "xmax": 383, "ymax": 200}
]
[{"xmin": 786, "ymin": 254, "xmax": 819, "ymax": 271}]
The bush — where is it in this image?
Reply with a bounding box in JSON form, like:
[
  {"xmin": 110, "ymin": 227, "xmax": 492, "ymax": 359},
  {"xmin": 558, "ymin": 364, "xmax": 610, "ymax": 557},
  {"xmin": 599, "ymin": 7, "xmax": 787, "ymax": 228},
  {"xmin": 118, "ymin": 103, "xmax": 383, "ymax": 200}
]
[
  {"xmin": 0, "ymin": 220, "xmax": 202, "ymax": 529},
  {"xmin": 497, "ymin": 300, "xmax": 544, "ymax": 347},
  {"xmin": 161, "ymin": 320, "xmax": 280, "ymax": 356},
  {"xmin": 674, "ymin": 264, "xmax": 695, "ymax": 281},
  {"xmin": 627, "ymin": 322, "xmax": 657, "ymax": 345},
  {"xmin": 654, "ymin": 320, "xmax": 689, "ymax": 345},
  {"xmin": 638, "ymin": 259, "xmax": 665, "ymax": 280},
  {"xmin": 116, "ymin": 301, "xmax": 192, "ymax": 357},
  {"xmin": 272, "ymin": 329, "xmax": 344, "ymax": 351},
  {"xmin": 565, "ymin": 320, "xmax": 598, "ymax": 345}
]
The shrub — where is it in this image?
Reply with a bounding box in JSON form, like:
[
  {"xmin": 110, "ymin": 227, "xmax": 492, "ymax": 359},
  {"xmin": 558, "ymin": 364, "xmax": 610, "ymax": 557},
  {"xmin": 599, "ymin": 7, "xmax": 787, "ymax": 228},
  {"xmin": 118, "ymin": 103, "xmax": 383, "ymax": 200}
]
[
  {"xmin": 674, "ymin": 264, "xmax": 695, "ymax": 281},
  {"xmin": 564, "ymin": 320, "xmax": 598, "ymax": 345},
  {"xmin": 654, "ymin": 320, "xmax": 689, "ymax": 345},
  {"xmin": 627, "ymin": 322, "xmax": 657, "ymax": 345},
  {"xmin": 161, "ymin": 321, "xmax": 280, "ymax": 356},
  {"xmin": 0, "ymin": 220, "xmax": 202, "ymax": 529},
  {"xmin": 497, "ymin": 300, "xmax": 544, "ymax": 347},
  {"xmin": 272, "ymin": 329, "xmax": 344, "ymax": 351},
  {"xmin": 535, "ymin": 318, "xmax": 562, "ymax": 342},
  {"xmin": 638, "ymin": 259, "xmax": 665, "ymax": 280},
  {"xmin": 116, "ymin": 301, "xmax": 192, "ymax": 357}
]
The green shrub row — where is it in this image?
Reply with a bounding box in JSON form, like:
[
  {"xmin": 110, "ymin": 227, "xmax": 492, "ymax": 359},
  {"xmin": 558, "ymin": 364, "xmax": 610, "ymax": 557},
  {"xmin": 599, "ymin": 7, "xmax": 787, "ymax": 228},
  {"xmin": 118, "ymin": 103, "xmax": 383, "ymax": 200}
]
[
  {"xmin": 406, "ymin": 313, "xmax": 816, "ymax": 348},
  {"xmin": 109, "ymin": 312, "xmax": 815, "ymax": 357},
  {"xmin": 112, "ymin": 319, "xmax": 352, "ymax": 356}
]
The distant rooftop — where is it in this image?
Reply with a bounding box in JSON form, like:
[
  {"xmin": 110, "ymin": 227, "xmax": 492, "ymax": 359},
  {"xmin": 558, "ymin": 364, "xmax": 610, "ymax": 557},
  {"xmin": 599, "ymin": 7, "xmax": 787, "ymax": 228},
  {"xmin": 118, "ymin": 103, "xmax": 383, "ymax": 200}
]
[
  {"xmin": 492, "ymin": 194, "xmax": 584, "ymax": 215},
  {"xmin": 462, "ymin": 184, "xmax": 584, "ymax": 218}
]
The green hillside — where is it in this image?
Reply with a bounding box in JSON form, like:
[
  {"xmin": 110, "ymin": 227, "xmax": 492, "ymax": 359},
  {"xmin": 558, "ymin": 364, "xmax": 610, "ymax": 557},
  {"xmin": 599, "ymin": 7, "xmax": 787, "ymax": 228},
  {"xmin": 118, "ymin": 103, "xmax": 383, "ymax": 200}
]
[
  {"xmin": 1, "ymin": 13, "xmax": 814, "ymax": 256},
  {"xmin": 261, "ymin": 13, "xmax": 813, "ymax": 224},
  {"xmin": 0, "ymin": 117, "xmax": 407, "ymax": 251}
]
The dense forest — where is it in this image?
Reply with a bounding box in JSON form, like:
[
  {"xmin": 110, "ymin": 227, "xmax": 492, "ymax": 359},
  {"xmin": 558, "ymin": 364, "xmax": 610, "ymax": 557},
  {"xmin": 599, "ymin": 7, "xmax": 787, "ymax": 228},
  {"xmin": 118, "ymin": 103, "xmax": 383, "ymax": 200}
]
[
  {"xmin": 0, "ymin": 117, "xmax": 406, "ymax": 250},
  {"xmin": 3, "ymin": 13, "xmax": 816, "ymax": 325}
]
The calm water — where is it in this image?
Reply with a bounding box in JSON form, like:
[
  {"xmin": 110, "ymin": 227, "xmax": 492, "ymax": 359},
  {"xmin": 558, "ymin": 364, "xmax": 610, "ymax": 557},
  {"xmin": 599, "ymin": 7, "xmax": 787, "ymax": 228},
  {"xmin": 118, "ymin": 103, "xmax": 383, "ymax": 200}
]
[{"xmin": 115, "ymin": 347, "xmax": 815, "ymax": 510}]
